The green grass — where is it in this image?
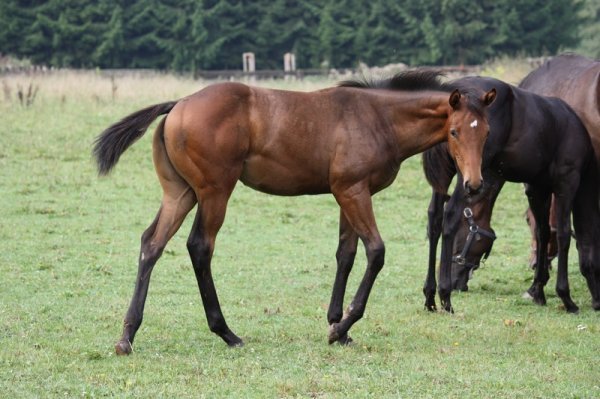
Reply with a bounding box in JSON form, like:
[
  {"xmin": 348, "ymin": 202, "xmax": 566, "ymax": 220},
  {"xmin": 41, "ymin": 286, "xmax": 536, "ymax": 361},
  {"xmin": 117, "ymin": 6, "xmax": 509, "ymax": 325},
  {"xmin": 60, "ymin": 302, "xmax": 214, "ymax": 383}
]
[{"xmin": 1, "ymin": 72, "xmax": 599, "ymax": 398}]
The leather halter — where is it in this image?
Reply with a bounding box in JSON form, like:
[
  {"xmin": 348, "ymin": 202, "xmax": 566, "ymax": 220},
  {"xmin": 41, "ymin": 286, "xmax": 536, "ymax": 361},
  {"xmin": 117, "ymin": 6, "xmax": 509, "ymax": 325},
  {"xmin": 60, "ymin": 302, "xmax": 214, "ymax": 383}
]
[{"xmin": 453, "ymin": 207, "xmax": 497, "ymax": 271}]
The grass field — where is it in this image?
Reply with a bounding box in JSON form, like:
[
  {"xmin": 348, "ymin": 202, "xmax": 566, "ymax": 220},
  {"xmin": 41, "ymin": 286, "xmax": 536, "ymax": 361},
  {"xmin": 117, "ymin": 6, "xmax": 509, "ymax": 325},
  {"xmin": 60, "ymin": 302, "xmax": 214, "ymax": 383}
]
[{"xmin": 1, "ymin": 68, "xmax": 599, "ymax": 398}]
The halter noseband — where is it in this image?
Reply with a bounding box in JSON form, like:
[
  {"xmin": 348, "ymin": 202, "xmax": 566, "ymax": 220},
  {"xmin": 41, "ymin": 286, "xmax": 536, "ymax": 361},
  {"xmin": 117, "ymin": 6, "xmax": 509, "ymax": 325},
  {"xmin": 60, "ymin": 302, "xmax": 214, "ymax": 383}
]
[{"xmin": 453, "ymin": 207, "xmax": 497, "ymax": 271}]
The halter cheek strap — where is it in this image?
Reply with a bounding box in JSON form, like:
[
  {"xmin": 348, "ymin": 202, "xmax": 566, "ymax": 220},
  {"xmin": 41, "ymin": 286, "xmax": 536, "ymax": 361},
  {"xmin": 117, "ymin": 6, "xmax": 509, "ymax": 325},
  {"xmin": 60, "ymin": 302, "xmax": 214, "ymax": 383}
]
[{"xmin": 453, "ymin": 207, "xmax": 497, "ymax": 270}]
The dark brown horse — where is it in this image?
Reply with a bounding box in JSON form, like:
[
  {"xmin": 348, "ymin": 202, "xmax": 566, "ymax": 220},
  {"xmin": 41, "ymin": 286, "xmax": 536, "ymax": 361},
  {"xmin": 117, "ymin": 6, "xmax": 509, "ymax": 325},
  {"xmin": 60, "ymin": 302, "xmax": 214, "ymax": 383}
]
[
  {"xmin": 94, "ymin": 71, "xmax": 496, "ymax": 354},
  {"xmin": 448, "ymin": 54, "xmax": 600, "ymax": 290},
  {"xmin": 423, "ymin": 70, "xmax": 600, "ymax": 314},
  {"xmin": 520, "ymin": 54, "xmax": 600, "ymax": 269}
]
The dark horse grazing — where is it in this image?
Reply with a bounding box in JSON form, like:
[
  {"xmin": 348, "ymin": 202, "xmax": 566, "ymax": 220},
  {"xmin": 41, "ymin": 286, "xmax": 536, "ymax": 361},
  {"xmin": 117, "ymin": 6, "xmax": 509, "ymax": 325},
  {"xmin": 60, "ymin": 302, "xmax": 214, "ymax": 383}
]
[
  {"xmin": 422, "ymin": 75, "xmax": 600, "ymax": 314},
  {"xmin": 520, "ymin": 54, "xmax": 600, "ymax": 269},
  {"xmin": 94, "ymin": 71, "xmax": 496, "ymax": 354}
]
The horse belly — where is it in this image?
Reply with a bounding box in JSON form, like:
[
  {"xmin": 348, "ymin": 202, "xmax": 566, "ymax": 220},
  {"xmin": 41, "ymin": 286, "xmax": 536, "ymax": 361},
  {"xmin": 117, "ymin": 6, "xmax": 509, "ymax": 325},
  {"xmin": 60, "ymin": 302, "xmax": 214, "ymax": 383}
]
[{"xmin": 240, "ymin": 156, "xmax": 331, "ymax": 196}]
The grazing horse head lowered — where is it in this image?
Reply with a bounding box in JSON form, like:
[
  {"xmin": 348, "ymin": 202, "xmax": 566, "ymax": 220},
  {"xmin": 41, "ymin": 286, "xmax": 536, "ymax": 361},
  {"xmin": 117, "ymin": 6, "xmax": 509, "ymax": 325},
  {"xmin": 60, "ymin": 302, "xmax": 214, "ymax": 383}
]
[{"xmin": 94, "ymin": 70, "xmax": 495, "ymax": 354}]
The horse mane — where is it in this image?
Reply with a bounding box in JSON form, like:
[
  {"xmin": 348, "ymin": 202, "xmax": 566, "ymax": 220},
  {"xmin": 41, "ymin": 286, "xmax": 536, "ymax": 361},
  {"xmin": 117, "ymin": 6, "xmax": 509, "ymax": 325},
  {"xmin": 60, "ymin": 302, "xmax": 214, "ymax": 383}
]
[
  {"xmin": 339, "ymin": 69, "xmax": 447, "ymax": 92},
  {"xmin": 339, "ymin": 69, "xmax": 487, "ymax": 116}
]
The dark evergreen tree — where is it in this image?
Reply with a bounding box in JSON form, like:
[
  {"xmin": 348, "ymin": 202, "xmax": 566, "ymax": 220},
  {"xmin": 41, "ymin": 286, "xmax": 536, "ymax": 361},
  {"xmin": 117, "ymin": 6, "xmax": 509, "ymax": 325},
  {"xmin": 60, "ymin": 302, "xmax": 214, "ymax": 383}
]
[{"xmin": 0, "ymin": 0, "xmax": 590, "ymax": 71}]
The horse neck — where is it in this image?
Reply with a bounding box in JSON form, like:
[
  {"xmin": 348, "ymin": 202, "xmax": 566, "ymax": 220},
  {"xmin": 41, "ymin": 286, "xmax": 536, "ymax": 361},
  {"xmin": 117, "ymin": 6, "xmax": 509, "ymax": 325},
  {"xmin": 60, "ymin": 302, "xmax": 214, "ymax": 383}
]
[{"xmin": 389, "ymin": 93, "xmax": 450, "ymax": 161}]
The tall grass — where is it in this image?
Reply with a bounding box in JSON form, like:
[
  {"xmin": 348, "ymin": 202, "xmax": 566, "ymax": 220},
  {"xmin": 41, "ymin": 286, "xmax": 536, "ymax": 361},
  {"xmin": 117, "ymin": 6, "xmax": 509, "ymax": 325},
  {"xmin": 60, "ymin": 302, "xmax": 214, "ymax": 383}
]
[{"xmin": 1, "ymin": 66, "xmax": 598, "ymax": 398}]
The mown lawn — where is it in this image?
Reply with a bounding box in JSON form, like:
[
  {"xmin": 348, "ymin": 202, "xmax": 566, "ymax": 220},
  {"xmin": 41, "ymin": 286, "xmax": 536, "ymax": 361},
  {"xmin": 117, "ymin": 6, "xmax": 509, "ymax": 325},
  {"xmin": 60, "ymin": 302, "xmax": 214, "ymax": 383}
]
[{"xmin": 0, "ymin": 71, "xmax": 598, "ymax": 398}]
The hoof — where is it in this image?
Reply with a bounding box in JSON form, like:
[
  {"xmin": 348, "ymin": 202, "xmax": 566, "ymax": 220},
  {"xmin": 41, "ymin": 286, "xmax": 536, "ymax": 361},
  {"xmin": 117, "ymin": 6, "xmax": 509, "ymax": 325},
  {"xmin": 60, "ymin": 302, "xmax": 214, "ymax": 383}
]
[
  {"xmin": 565, "ymin": 304, "xmax": 580, "ymax": 314},
  {"xmin": 115, "ymin": 340, "xmax": 132, "ymax": 356},
  {"xmin": 526, "ymin": 287, "xmax": 546, "ymax": 306},
  {"xmin": 328, "ymin": 323, "xmax": 342, "ymax": 345},
  {"xmin": 327, "ymin": 323, "xmax": 352, "ymax": 345},
  {"xmin": 336, "ymin": 333, "xmax": 354, "ymax": 346},
  {"xmin": 592, "ymin": 300, "xmax": 600, "ymax": 311},
  {"xmin": 424, "ymin": 296, "xmax": 437, "ymax": 312},
  {"xmin": 440, "ymin": 300, "xmax": 454, "ymax": 314},
  {"xmin": 522, "ymin": 291, "xmax": 534, "ymax": 300},
  {"xmin": 224, "ymin": 333, "xmax": 244, "ymax": 348},
  {"xmin": 424, "ymin": 303, "xmax": 437, "ymax": 312}
]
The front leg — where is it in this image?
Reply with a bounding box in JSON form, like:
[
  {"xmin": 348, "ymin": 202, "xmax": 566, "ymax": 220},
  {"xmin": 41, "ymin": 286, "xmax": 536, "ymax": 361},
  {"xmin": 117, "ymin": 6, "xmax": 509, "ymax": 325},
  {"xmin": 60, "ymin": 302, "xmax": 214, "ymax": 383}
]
[
  {"xmin": 328, "ymin": 183, "xmax": 385, "ymax": 344},
  {"xmin": 423, "ymin": 191, "xmax": 448, "ymax": 311},
  {"xmin": 327, "ymin": 210, "xmax": 358, "ymax": 345},
  {"xmin": 438, "ymin": 185, "xmax": 464, "ymax": 313}
]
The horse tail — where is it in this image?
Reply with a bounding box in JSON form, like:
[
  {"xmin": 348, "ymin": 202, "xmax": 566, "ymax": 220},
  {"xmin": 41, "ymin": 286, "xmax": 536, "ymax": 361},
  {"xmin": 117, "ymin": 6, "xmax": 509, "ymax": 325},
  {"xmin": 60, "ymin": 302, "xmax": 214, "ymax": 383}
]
[
  {"xmin": 93, "ymin": 101, "xmax": 178, "ymax": 175},
  {"xmin": 422, "ymin": 142, "xmax": 456, "ymax": 194}
]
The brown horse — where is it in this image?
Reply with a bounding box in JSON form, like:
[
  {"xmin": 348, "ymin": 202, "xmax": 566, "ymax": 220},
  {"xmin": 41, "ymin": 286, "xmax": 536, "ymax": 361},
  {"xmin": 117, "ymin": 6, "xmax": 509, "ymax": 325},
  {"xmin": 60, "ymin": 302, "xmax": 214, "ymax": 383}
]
[
  {"xmin": 94, "ymin": 71, "xmax": 496, "ymax": 355},
  {"xmin": 520, "ymin": 54, "xmax": 600, "ymax": 269}
]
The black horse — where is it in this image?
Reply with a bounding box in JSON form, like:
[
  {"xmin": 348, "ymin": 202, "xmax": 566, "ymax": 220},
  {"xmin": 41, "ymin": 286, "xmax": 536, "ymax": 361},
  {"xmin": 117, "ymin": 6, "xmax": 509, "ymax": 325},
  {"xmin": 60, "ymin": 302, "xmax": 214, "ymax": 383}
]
[{"xmin": 422, "ymin": 75, "xmax": 600, "ymax": 314}]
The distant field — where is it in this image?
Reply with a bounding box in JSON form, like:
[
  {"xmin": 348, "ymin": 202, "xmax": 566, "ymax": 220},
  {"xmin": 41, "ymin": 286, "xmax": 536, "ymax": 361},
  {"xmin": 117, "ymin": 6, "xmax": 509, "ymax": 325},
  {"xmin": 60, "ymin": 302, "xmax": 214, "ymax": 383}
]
[{"xmin": 1, "ymin": 65, "xmax": 599, "ymax": 398}]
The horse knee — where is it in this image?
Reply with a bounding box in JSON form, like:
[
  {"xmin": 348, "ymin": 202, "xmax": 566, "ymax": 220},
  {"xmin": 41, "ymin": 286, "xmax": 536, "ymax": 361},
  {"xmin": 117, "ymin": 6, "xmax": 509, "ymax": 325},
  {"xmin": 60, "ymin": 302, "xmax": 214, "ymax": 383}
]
[
  {"xmin": 336, "ymin": 245, "xmax": 357, "ymax": 267},
  {"xmin": 579, "ymin": 261, "xmax": 593, "ymax": 278}
]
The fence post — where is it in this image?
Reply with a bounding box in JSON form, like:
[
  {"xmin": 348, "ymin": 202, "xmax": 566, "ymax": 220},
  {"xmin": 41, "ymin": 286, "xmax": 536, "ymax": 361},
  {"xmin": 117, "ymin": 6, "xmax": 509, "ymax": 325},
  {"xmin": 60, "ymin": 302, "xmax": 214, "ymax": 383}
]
[
  {"xmin": 284, "ymin": 52, "xmax": 296, "ymax": 81},
  {"xmin": 242, "ymin": 52, "xmax": 255, "ymax": 83}
]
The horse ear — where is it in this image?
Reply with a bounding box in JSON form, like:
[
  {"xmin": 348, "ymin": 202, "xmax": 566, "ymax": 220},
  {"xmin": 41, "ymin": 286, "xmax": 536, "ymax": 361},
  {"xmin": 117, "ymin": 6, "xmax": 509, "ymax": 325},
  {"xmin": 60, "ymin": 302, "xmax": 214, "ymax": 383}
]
[
  {"xmin": 449, "ymin": 89, "xmax": 461, "ymax": 109},
  {"xmin": 483, "ymin": 88, "xmax": 496, "ymax": 106}
]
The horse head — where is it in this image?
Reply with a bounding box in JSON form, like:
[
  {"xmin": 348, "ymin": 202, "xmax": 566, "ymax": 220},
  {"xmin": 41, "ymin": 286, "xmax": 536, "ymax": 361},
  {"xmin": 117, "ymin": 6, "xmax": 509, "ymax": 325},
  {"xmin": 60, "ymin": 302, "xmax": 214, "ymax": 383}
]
[
  {"xmin": 445, "ymin": 88, "xmax": 496, "ymax": 196},
  {"xmin": 451, "ymin": 185, "xmax": 497, "ymax": 291}
]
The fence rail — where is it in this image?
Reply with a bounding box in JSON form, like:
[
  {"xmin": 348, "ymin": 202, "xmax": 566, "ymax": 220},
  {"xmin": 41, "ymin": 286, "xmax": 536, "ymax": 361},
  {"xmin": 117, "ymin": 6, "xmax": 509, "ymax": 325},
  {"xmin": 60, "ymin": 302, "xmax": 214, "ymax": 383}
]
[{"xmin": 0, "ymin": 65, "xmax": 484, "ymax": 80}]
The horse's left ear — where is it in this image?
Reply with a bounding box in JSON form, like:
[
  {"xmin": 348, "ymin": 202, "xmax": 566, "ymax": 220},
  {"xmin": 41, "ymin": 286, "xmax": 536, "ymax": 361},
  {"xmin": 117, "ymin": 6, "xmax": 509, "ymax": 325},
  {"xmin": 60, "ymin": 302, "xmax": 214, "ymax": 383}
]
[
  {"xmin": 449, "ymin": 89, "xmax": 461, "ymax": 109},
  {"xmin": 483, "ymin": 88, "xmax": 496, "ymax": 106}
]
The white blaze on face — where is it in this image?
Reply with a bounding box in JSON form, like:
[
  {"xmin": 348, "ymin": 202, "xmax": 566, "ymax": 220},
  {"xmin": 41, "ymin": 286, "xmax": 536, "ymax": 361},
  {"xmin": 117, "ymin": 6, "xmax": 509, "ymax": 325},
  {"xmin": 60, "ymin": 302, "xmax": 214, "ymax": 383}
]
[{"xmin": 470, "ymin": 119, "xmax": 478, "ymax": 128}]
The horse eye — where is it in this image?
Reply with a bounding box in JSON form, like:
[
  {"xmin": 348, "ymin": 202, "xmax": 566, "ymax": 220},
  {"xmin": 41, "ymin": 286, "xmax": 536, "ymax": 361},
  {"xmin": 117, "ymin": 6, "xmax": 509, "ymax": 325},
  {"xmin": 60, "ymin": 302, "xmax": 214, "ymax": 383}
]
[{"xmin": 450, "ymin": 129, "xmax": 458, "ymax": 138}]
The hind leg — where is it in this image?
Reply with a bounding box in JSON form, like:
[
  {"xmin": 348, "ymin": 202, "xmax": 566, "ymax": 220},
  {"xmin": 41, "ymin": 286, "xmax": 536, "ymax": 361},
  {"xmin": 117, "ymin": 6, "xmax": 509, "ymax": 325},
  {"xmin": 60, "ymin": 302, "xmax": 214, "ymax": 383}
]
[
  {"xmin": 524, "ymin": 185, "xmax": 551, "ymax": 306},
  {"xmin": 572, "ymin": 176, "xmax": 600, "ymax": 310},
  {"xmin": 187, "ymin": 187, "xmax": 243, "ymax": 347},
  {"xmin": 327, "ymin": 210, "xmax": 359, "ymax": 345},
  {"xmin": 115, "ymin": 187, "xmax": 196, "ymax": 355},
  {"xmin": 552, "ymin": 193, "xmax": 578, "ymax": 313},
  {"xmin": 115, "ymin": 122, "xmax": 197, "ymax": 355},
  {"xmin": 423, "ymin": 191, "xmax": 447, "ymax": 311}
]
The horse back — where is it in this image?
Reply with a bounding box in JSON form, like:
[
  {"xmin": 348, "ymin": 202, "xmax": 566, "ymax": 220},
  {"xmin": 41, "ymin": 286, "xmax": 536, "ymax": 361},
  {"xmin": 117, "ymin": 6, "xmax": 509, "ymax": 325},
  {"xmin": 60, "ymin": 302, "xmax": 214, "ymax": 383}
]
[
  {"xmin": 162, "ymin": 82, "xmax": 394, "ymax": 196},
  {"xmin": 501, "ymin": 87, "xmax": 594, "ymax": 183},
  {"xmin": 520, "ymin": 55, "xmax": 600, "ymax": 156}
]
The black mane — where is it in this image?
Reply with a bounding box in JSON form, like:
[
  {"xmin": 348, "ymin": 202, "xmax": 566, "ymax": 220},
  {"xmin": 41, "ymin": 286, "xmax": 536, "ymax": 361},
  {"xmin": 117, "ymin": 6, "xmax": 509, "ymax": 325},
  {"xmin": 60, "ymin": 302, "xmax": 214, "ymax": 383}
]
[
  {"xmin": 339, "ymin": 69, "xmax": 489, "ymax": 116},
  {"xmin": 339, "ymin": 70, "xmax": 449, "ymax": 92}
]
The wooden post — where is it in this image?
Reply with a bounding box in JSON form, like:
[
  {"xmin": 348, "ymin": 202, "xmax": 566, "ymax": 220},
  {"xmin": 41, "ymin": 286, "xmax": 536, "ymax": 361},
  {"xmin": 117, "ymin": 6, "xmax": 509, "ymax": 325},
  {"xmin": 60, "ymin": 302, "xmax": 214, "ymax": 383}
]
[
  {"xmin": 242, "ymin": 52, "xmax": 255, "ymax": 83},
  {"xmin": 284, "ymin": 52, "xmax": 296, "ymax": 81}
]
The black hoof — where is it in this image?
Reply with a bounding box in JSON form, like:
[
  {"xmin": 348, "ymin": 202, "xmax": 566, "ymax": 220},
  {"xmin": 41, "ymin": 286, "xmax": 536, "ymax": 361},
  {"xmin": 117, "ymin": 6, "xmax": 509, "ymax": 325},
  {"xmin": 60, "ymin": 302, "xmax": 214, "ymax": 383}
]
[
  {"xmin": 565, "ymin": 304, "xmax": 579, "ymax": 314},
  {"xmin": 527, "ymin": 287, "xmax": 546, "ymax": 306},
  {"xmin": 227, "ymin": 340, "xmax": 244, "ymax": 348},
  {"xmin": 424, "ymin": 303, "xmax": 437, "ymax": 312},
  {"xmin": 225, "ymin": 335, "xmax": 244, "ymax": 348},
  {"xmin": 336, "ymin": 333, "xmax": 354, "ymax": 346},
  {"xmin": 441, "ymin": 302, "xmax": 454, "ymax": 314}
]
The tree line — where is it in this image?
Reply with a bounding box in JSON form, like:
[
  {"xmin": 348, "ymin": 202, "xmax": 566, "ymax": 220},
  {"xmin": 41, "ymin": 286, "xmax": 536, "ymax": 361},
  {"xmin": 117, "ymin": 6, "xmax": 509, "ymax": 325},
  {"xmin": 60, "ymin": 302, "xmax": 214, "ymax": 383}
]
[{"xmin": 0, "ymin": 0, "xmax": 596, "ymax": 73}]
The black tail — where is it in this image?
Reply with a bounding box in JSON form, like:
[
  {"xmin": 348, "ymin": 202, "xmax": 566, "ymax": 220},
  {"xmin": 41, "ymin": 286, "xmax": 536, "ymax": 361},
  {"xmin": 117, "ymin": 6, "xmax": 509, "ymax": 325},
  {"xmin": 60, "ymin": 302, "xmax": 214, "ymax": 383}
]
[
  {"xmin": 93, "ymin": 101, "xmax": 178, "ymax": 175},
  {"xmin": 422, "ymin": 142, "xmax": 456, "ymax": 194}
]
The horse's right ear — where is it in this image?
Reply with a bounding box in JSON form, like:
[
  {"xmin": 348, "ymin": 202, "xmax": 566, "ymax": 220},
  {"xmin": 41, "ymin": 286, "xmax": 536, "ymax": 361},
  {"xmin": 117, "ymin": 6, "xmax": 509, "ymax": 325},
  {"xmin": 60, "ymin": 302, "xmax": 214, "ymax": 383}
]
[{"xmin": 449, "ymin": 89, "xmax": 461, "ymax": 109}]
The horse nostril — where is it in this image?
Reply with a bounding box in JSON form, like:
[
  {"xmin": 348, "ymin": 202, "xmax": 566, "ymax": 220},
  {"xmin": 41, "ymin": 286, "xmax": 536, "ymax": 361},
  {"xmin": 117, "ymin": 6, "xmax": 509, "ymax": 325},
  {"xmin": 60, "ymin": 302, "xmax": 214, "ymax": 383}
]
[{"xmin": 464, "ymin": 180, "xmax": 483, "ymax": 196}]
